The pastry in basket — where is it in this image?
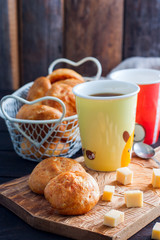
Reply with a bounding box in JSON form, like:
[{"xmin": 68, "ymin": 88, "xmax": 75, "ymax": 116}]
[
  {"xmin": 16, "ymin": 104, "xmax": 62, "ymax": 120},
  {"xmin": 21, "ymin": 138, "xmax": 70, "ymax": 159},
  {"xmin": 47, "ymin": 68, "xmax": 84, "ymax": 83},
  {"xmin": 27, "ymin": 77, "xmax": 52, "ymax": 101},
  {"xmin": 16, "ymin": 104, "xmax": 65, "ymax": 141},
  {"xmin": 53, "ymin": 78, "xmax": 84, "ymax": 87},
  {"xmin": 43, "ymin": 77, "xmax": 83, "ymax": 137},
  {"xmin": 44, "ymin": 171, "xmax": 100, "ymax": 215},
  {"xmin": 28, "ymin": 157, "xmax": 86, "ymax": 194},
  {"xmin": 43, "ymin": 82, "xmax": 77, "ymax": 117},
  {"xmin": 58, "ymin": 122, "xmax": 78, "ymax": 142}
]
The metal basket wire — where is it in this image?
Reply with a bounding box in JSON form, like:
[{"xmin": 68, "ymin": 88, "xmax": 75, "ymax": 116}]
[{"xmin": 0, "ymin": 57, "xmax": 102, "ymax": 162}]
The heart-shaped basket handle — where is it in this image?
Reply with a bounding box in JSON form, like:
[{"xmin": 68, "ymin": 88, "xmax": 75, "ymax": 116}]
[
  {"xmin": 48, "ymin": 57, "xmax": 102, "ymax": 81},
  {"xmin": 0, "ymin": 95, "xmax": 66, "ymax": 147}
]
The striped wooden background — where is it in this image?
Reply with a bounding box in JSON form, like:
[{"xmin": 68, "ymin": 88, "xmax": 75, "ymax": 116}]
[{"xmin": 0, "ymin": 0, "xmax": 160, "ymax": 90}]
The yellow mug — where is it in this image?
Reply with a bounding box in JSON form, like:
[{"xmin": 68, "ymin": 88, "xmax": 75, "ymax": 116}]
[{"xmin": 73, "ymin": 80, "xmax": 140, "ymax": 171}]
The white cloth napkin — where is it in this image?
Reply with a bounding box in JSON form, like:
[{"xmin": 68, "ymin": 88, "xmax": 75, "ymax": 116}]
[{"xmin": 107, "ymin": 57, "xmax": 160, "ymax": 76}]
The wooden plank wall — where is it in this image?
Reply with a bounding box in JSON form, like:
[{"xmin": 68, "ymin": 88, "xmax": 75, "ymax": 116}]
[
  {"xmin": 0, "ymin": 0, "xmax": 160, "ymax": 90},
  {"xmin": 124, "ymin": 0, "xmax": 160, "ymax": 58},
  {"xmin": 0, "ymin": 0, "xmax": 14, "ymax": 90},
  {"xmin": 64, "ymin": 0, "xmax": 124, "ymax": 76},
  {"xmin": 18, "ymin": 0, "xmax": 64, "ymax": 86}
]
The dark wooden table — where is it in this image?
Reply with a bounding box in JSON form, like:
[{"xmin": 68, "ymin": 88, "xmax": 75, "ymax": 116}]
[{"xmin": 0, "ymin": 89, "xmax": 160, "ymax": 240}]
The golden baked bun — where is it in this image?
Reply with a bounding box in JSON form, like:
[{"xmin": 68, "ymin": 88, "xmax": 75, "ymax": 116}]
[
  {"xmin": 27, "ymin": 77, "xmax": 52, "ymax": 101},
  {"xmin": 28, "ymin": 157, "xmax": 86, "ymax": 194},
  {"xmin": 44, "ymin": 171, "xmax": 100, "ymax": 215},
  {"xmin": 16, "ymin": 104, "xmax": 62, "ymax": 121},
  {"xmin": 16, "ymin": 104, "xmax": 65, "ymax": 141},
  {"xmin": 47, "ymin": 68, "xmax": 84, "ymax": 84},
  {"xmin": 53, "ymin": 78, "xmax": 84, "ymax": 87},
  {"xmin": 21, "ymin": 138, "xmax": 70, "ymax": 159},
  {"xmin": 43, "ymin": 82, "xmax": 76, "ymax": 117}
]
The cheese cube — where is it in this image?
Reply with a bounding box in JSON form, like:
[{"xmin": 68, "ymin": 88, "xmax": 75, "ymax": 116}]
[
  {"xmin": 104, "ymin": 209, "xmax": 124, "ymax": 227},
  {"xmin": 152, "ymin": 222, "xmax": 160, "ymax": 239},
  {"xmin": 102, "ymin": 185, "xmax": 115, "ymax": 201},
  {"xmin": 124, "ymin": 190, "xmax": 143, "ymax": 207},
  {"xmin": 116, "ymin": 167, "xmax": 133, "ymax": 185},
  {"xmin": 152, "ymin": 169, "xmax": 160, "ymax": 188}
]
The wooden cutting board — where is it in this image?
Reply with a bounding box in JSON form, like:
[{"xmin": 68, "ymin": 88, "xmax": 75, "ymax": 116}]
[{"xmin": 1, "ymin": 148, "xmax": 160, "ymax": 240}]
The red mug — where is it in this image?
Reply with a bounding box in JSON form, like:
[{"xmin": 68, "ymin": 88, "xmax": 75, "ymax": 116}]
[{"xmin": 109, "ymin": 68, "xmax": 160, "ymax": 145}]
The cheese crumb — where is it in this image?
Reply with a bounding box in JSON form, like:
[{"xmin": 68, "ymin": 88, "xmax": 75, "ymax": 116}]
[
  {"xmin": 116, "ymin": 167, "xmax": 133, "ymax": 185},
  {"xmin": 152, "ymin": 169, "xmax": 160, "ymax": 188},
  {"xmin": 104, "ymin": 209, "xmax": 124, "ymax": 227},
  {"xmin": 152, "ymin": 222, "xmax": 160, "ymax": 239},
  {"xmin": 124, "ymin": 190, "xmax": 143, "ymax": 208},
  {"xmin": 102, "ymin": 185, "xmax": 115, "ymax": 202}
]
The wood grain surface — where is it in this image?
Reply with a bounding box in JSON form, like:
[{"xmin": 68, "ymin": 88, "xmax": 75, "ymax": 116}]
[
  {"xmin": 7, "ymin": 0, "xmax": 19, "ymax": 90},
  {"xmin": 124, "ymin": 0, "xmax": 160, "ymax": 58},
  {"xmin": 64, "ymin": 0, "xmax": 124, "ymax": 77},
  {"xmin": 1, "ymin": 1, "xmax": 160, "ymax": 91},
  {"xmin": 1, "ymin": 148, "xmax": 160, "ymax": 239},
  {"xmin": 0, "ymin": 0, "xmax": 13, "ymax": 90},
  {"xmin": 18, "ymin": 0, "xmax": 64, "ymax": 86}
]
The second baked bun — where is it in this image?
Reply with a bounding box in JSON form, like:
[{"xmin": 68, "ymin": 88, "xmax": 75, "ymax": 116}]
[
  {"xmin": 47, "ymin": 68, "xmax": 84, "ymax": 83},
  {"xmin": 16, "ymin": 104, "xmax": 65, "ymax": 141},
  {"xmin": 16, "ymin": 104, "xmax": 62, "ymax": 121},
  {"xmin": 28, "ymin": 157, "xmax": 85, "ymax": 194},
  {"xmin": 44, "ymin": 171, "xmax": 100, "ymax": 215},
  {"xmin": 53, "ymin": 78, "xmax": 84, "ymax": 87},
  {"xmin": 27, "ymin": 77, "xmax": 52, "ymax": 101},
  {"xmin": 43, "ymin": 82, "xmax": 76, "ymax": 117}
]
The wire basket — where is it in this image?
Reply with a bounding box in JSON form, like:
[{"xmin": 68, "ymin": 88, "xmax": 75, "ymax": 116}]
[{"xmin": 0, "ymin": 57, "xmax": 102, "ymax": 162}]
